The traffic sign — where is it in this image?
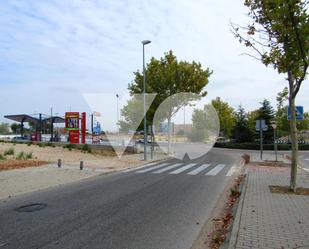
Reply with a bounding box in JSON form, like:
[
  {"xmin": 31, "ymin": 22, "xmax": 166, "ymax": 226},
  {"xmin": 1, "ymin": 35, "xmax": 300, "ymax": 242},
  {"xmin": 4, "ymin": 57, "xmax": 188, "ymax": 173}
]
[
  {"xmin": 287, "ymin": 106, "xmax": 304, "ymax": 120},
  {"xmin": 256, "ymin": 120, "xmax": 268, "ymax": 131}
]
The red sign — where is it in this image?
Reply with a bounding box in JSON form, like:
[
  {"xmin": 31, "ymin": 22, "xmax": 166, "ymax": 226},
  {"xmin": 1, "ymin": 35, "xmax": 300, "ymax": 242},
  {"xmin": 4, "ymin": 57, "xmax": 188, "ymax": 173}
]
[{"xmin": 65, "ymin": 112, "xmax": 79, "ymax": 131}]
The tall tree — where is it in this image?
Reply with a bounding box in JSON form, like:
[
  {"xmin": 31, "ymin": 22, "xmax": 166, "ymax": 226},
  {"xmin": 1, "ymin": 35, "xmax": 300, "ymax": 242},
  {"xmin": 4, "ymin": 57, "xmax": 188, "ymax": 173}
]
[
  {"xmin": 127, "ymin": 50, "xmax": 212, "ymax": 152},
  {"xmin": 0, "ymin": 123, "xmax": 10, "ymax": 134},
  {"xmin": 211, "ymin": 97, "xmax": 236, "ymax": 138},
  {"xmin": 232, "ymin": 0, "xmax": 309, "ymax": 191},
  {"xmin": 256, "ymin": 99, "xmax": 275, "ymax": 143},
  {"xmin": 233, "ymin": 105, "xmax": 253, "ymax": 143}
]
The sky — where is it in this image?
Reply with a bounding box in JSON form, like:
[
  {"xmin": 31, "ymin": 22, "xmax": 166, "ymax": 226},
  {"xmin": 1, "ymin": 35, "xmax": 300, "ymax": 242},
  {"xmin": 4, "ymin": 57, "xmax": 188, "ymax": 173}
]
[{"xmin": 0, "ymin": 0, "xmax": 308, "ymax": 127}]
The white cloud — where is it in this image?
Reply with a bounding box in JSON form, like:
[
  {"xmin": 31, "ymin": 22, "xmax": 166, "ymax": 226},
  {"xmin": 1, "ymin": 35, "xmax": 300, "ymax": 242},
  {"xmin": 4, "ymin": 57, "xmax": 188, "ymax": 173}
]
[{"xmin": 0, "ymin": 0, "xmax": 308, "ymax": 124}]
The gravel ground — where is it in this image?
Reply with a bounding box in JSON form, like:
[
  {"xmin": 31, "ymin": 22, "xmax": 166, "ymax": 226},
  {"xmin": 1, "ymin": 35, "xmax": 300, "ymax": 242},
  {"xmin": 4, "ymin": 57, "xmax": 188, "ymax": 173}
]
[{"xmin": 0, "ymin": 142, "xmax": 169, "ymax": 200}]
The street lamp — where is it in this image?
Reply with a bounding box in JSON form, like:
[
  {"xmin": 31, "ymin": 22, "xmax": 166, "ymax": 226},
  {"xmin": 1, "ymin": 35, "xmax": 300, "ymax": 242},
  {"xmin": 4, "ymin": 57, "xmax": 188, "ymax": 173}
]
[
  {"xmin": 142, "ymin": 40, "xmax": 151, "ymax": 161},
  {"xmin": 116, "ymin": 94, "xmax": 119, "ymax": 137}
]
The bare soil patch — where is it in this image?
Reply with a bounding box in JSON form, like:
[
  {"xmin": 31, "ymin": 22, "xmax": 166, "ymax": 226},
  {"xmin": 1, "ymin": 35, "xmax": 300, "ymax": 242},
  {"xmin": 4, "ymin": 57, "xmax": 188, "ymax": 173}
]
[
  {"xmin": 269, "ymin": 185, "xmax": 309, "ymax": 196},
  {"xmin": 251, "ymin": 160, "xmax": 290, "ymax": 167},
  {"xmin": 0, "ymin": 160, "xmax": 47, "ymax": 171}
]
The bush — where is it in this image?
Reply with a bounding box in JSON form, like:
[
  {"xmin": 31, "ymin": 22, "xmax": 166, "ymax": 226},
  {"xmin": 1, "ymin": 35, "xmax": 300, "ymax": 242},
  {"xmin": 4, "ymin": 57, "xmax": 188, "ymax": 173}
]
[
  {"xmin": 4, "ymin": 148, "xmax": 15, "ymax": 156},
  {"xmin": 25, "ymin": 152, "xmax": 33, "ymax": 159},
  {"xmin": 81, "ymin": 144, "xmax": 91, "ymax": 153},
  {"xmin": 37, "ymin": 143, "xmax": 46, "ymax": 148},
  {"xmin": 46, "ymin": 142, "xmax": 56, "ymax": 148},
  {"xmin": 0, "ymin": 154, "xmax": 6, "ymax": 160},
  {"xmin": 27, "ymin": 141, "xmax": 33, "ymax": 146},
  {"xmin": 214, "ymin": 142, "xmax": 309, "ymax": 151},
  {"xmin": 16, "ymin": 151, "xmax": 25, "ymax": 160},
  {"xmin": 63, "ymin": 144, "xmax": 77, "ymax": 151}
]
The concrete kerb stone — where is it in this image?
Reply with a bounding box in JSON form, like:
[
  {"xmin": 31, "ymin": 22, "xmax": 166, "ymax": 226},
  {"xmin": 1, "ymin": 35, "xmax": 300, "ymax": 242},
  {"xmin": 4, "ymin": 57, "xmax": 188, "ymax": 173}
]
[{"xmin": 226, "ymin": 163, "xmax": 249, "ymax": 249}]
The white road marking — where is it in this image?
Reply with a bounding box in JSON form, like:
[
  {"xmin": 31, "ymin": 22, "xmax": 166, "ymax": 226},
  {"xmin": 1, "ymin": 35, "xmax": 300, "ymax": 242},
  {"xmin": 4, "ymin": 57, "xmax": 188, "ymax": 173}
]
[
  {"xmin": 123, "ymin": 162, "xmax": 157, "ymax": 172},
  {"xmin": 169, "ymin": 163, "xmax": 197, "ymax": 174},
  {"xmin": 304, "ymin": 158, "xmax": 309, "ymax": 161},
  {"xmin": 153, "ymin": 163, "xmax": 183, "ymax": 174},
  {"xmin": 187, "ymin": 164, "xmax": 210, "ymax": 175},
  {"xmin": 226, "ymin": 165, "xmax": 240, "ymax": 176},
  {"xmin": 206, "ymin": 164, "xmax": 226, "ymax": 176},
  {"xmin": 302, "ymin": 167, "xmax": 309, "ymax": 173},
  {"xmin": 136, "ymin": 163, "xmax": 170, "ymax": 173}
]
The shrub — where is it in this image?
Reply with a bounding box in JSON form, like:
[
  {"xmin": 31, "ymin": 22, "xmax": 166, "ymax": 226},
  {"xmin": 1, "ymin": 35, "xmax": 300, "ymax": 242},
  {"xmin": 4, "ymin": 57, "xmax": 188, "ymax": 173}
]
[
  {"xmin": 16, "ymin": 151, "xmax": 25, "ymax": 160},
  {"xmin": 4, "ymin": 148, "xmax": 14, "ymax": 156},
  {"xmin": 81, "ymin": 144, "xmax": 91, "ymax": 153},
  {"xmin": 46, "ymin": 142, "xmax": 55, "ymax": 148},
  {"xmin": 27, "ymin": 141, "xmax": 33, "ymax": 146},
  {"xmin": 25, "ymin": 152, "xmax": 33, "ymax": 159},
  {"xmin": 37, "ymin": 143, "xmax": 46, "ymax": 148},
  {"xmin": 0, "ymin": 154, "xmax": 6, "ymax": 160},
  {"xmin": 63, "ymin": 144, "xmax": 77, "ymax": 151}
]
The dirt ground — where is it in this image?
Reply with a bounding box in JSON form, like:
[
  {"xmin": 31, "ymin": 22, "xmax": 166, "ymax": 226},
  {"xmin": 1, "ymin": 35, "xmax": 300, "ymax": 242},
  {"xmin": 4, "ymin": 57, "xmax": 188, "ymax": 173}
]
[
  {"xmin": 0, "ymin": 142, "xmax": 168, "ymax": 200},
  {"xmin": 0, "ymin": 142, "xmax": 164, "ymax": 170}
]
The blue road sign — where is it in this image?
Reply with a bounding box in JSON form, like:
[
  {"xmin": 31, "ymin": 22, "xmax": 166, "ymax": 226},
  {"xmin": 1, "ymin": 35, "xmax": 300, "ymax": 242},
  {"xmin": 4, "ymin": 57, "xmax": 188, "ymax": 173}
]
[{"xmin": 287, "ymin": 106, "xmax": 304, "ymax": 120}]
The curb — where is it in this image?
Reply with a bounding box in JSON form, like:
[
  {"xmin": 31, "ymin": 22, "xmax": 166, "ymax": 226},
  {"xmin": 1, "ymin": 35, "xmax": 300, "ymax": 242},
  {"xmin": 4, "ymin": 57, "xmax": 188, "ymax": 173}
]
[{"xmin": 226, "ymin": 171, "xmax": 249, "ymax": 249}]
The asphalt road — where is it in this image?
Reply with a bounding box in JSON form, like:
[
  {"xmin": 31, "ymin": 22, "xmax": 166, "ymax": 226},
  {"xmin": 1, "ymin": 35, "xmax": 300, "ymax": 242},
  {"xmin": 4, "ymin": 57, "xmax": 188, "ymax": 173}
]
[{"xmin": 0, "ymin": 148, "xmax": 241, "ymax": 249}]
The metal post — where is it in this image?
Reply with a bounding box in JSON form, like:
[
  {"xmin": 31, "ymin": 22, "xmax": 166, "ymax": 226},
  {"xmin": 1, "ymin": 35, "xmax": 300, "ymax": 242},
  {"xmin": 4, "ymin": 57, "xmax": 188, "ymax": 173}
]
[
  {"xmin": 143, "ymin": 44, "xmax": 147, "ymax": 161},
  {"xmin": 116, "ymin": 94, "xmax": 119, "ymax": 137},
  {"xmin": 39, "ymin": 113, "xmax": 42, "ymax": 141},
  {"xmin": 274, "ymin": 127, "xmax": 278, "ymax": 162},
  {"xmin": 91, "ymin": 114, "xmax": 94, "ymax": 134},
  {"xmin": 260, "ymin": 120, "xmax": 263, "ymax": 160}
]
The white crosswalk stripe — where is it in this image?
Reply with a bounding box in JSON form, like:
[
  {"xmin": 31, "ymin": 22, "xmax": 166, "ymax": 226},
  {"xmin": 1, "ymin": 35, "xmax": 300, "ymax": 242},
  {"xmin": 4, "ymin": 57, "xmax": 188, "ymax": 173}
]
[
  {"xmin": 205, "ymin": 164, "xmax": 226, "ymax": 176},
  {"xmin": 187, "ymin": 164, "xmax": 210, "ymax": 175},
  {"xmin": 153, "ymin": 163, "xmax": 183, "ymax": 174},
  {"xmin": 169, "ymin": 163, "xmax": 197, "ymax": 174},
  {"xmin": 136, "ymin": 163, "xmax": 170, "ymax": 173}
]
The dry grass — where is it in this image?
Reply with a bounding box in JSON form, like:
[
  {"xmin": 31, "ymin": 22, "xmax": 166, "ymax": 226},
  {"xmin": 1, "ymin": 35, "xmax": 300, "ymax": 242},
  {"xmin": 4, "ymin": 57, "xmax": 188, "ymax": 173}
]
[
  {"xmin": 269, "ymin": 185, "xmax": 309, "ymax": 196},
  {"xmin": 0, "ymin": 160, "xmax": 47, "ymax": 171}
]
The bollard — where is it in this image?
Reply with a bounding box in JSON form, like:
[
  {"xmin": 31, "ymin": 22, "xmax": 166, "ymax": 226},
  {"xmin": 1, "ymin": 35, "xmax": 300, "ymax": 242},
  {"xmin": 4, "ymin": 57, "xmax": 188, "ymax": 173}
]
[
  {"xmin": 80, "ymin": 161, "xmax": 84, "ymax": 170},
  {"xmin": 57, "ymin": 159, "xmax": 62, "ymax": 168}
]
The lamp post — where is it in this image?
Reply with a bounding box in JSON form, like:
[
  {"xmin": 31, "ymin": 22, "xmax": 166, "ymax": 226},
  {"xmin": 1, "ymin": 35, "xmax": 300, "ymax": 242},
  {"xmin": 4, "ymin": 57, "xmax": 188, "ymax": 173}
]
[
  {"xmin": 142, "ymin": 40, "xmax": 151, "ymax": 161},
  {"xmin": 271, "ymin": 122, "xmax": 278, "ymax": 162},
  {"xmin": 116, "ymin": 94, "xmax": 119, "ymax": 137}
]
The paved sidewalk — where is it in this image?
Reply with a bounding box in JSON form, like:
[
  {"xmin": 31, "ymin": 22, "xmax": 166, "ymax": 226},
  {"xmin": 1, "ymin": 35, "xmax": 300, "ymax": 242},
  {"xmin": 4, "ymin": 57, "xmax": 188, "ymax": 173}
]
[{"xmin": 230, "ymin": 165, "xmax": 309, "ymax": 249}]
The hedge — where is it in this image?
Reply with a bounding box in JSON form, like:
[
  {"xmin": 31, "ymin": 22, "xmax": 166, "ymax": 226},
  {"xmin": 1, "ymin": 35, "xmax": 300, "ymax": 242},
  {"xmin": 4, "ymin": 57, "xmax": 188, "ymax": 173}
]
[{"xmin": 214, "ymin": 142, "xmax": 309, "ymax": 151}]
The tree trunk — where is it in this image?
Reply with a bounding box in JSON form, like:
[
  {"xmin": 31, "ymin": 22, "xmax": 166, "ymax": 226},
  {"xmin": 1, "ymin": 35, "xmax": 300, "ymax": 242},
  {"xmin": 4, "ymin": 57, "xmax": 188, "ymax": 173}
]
[{"xmin": 289, "ymin": 74, "xmax": 298, "ymax": 192}]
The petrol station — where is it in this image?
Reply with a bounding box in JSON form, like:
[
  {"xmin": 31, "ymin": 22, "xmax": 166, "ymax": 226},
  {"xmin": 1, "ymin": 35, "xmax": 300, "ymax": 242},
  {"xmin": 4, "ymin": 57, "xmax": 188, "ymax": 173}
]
[{"xmin": 4, "ymin": 112, "xmax": 88, "ymax": 144}]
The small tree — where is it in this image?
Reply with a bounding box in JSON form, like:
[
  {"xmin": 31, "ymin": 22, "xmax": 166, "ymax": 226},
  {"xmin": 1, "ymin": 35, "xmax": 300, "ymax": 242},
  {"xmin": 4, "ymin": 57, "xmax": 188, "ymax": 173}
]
[
  {"xmin": 232, "ymin": 0, "xmax": 309, "ymax": 191},
  {"xmin": 0, "ymin": 123, "xmax": 10, "ymax": 134},
  {"xmin": 211, "ymin": 97, "xmax": 236, "ymax": 138},
  {"xmin": 128, "ymin": 50, "xmax": 212, "ymax": 153},
  {"xmin": 233, "ymin": 105, "xmax": 253, "ymax": 143},
  {"xmin": 256, "ymin": 99, "xmax": 275, "ymax": 143}
]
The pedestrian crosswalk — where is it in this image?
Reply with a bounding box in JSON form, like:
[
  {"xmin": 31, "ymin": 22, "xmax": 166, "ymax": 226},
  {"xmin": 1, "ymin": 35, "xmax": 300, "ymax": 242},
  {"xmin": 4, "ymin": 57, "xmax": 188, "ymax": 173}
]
[{"xmin": 131, "ymin": 162, "xmax": 230, "ymax": 176}]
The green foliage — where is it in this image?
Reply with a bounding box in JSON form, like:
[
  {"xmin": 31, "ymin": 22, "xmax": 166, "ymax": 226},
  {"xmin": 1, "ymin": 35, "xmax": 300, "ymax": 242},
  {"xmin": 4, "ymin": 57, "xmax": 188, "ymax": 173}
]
[
  {"xmin": 25, "ymin": 152, "xmax": 33, "ymax": 159},
  {"xmin": 46, "ymin": 142, "xmax": 56, "ymax": 148},
  {"xmin": 233, "ymin": 0, "xmax": 308, "ymax": 84},
  {"xmin": 0, "ymin": 154, "xmax": 6, "ymax": 160},
  {"xmin": 0, "ymin": 123, "xmax": 10, "ymax": 134},
  {"xmin": 189, "ymin": 109, "xmax": 208, "ymax": 142},
  {"xmin": 211, "ymin": 97, "xmax": 236, "ymax": 138},
  {"xmin": 257, "ymin": 99, "xmax": 275, "ymax": 142},
  {"xmin": 63, "ymin": 144, "xmax": 77, "ymax": 151},
  {"xmin": 37, "ymin": 143, "xmax": 46, "ymax": 148},
  {"xmin": 27, "ymin": 141, "xmax": 33, "ymax": 146},
  {"xmin": 10, "ymin": 123, "xmax": 21, "ymax": 134},
  {"xmin": 125, "ymin": 50, "xmax": 212, "ymax": 128},
  {"xmin": 4, "ymin": 148, "xmax": 15, "ymax": 156},
  {"xmin": 15, "ymin": 151, "xmax": 32, "ymax": 160},
  {"xmin": 81, "ymin": 144, "xmax": 92, "ymax": 153},
  {"xmin": 16, "ymin": 151, "xmax": 25, "ymax": 160},
  {"xmin": 233, "ymin": 105, "xmax": 253, "ymax": 143}
]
